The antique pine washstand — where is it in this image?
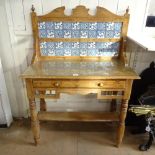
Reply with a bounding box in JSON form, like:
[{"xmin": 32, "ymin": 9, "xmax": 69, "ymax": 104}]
[{"xmin": 21, "ymin": 5, "xmax": 140, "ymax": 146}]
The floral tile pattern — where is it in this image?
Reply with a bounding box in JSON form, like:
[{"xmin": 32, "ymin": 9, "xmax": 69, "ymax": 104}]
[
  {"xmin": 38, "ymin": 22, "xmax": 122, "ymax": 39},
  {"xmin": 38, "ymin": 21, "xmax": 122, "ymax": 56},
  {"xmin": 40, "ymin": 41, "xmax": 119, "ymax": 56}
]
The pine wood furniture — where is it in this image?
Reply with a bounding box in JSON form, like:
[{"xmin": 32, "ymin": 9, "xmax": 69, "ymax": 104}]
[{"xmin": 21, "ymin": 5, "xmax": 139, "ymax": 147}]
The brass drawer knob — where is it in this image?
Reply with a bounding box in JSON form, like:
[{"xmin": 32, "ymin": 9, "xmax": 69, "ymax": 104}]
[
  {"xmin": 54, "ymin": 82, "xmax": 60, "ymax": 87},
  {"xmin": 98, "ymin": 83, "xmax": 104, "ymax": 87}
]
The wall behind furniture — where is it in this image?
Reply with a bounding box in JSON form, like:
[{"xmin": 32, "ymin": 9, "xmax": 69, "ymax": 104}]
[
  {"xmin": 0, "ymin": 0, "xmax": 26, "ymax": 118},
  {"xmin": 2, "ymin": 0, "xmax": 148, "ymax": 117}
]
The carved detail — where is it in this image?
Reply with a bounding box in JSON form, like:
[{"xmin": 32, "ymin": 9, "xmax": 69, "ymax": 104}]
[
  {"xmin": 31, "ymin": 120, "xmax": 40, "ymax": 127},
  {"xmin": 96, "ymin": 6, "xmax": 120, "ymax": 18},
  {"xmin": 72, "ymin": 5, "xmax": 90, "ymax": 17},
  {"xmin": 121, "ymin": 100, "xmax": 128, "ymax": 112},
  {"xmin": 28, "ymin": 98, "xmax": 40, "ymax": 145},
  {"xmin": 38, "ymin": 5, "xmax": 128, "ymax": 19},
  {"xmin": 125, "ymin": 6, "xmax": 129, "ymax": 16},
  {"xmin": 31, "ymin": 5, "xmax": 35, "ymax": 12},
  {"xmin": 29, "ymin": 99, "xmax": 36, "ymax": 110},
  {"xmin": 117, "ymin": 99, "xmax": 129, "ymax": 147}
]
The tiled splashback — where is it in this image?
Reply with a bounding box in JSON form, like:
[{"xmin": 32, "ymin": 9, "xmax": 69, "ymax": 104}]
[
  {"xmin": 40, "ymin": 42, "xmax": 119, "ymax": 56},
  {"xmin": 38, "ymin": 22, "xmax": 122, "ymax": 56},
  {"xmin": 38, "ymin": 22, "xmax": 122, "ymax": 38}
]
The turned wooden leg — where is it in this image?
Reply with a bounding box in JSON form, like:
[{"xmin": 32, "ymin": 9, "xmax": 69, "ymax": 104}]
[
  {"xmin": 29, "ymin": 98, "xmax": 40, "ymax": 145},
  {"xmin": 39, "ymin": 91, "xmax": 46, "ymax": 111},
  {"xmin": 117, "ymin": 99, "xmax": 128, "ymax": 147}
]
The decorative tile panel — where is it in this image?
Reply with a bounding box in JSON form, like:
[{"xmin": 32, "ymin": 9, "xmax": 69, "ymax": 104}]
[
  {"xmin": 40, "ymin": 41, "xmax": 120, "ymax": 57},
  {"xmin": 38, "ymin": 22, "xmax": 122, "ymax": 39},
  {"xmin": 72, "ymin": 22, "xmax": 80, "ymax": 30},
  {"xmin": 38, "ymin": 21, "xmax": 122, "ymax": 57}
]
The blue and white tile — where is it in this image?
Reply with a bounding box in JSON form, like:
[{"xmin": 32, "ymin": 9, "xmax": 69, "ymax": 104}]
[
  {"xmin": 55, "ymin": 49, "xmax": 64, "ymax": 56},
  {"xmin": 72, "ymin": 22, "xmax": 80, "ymax": 30},
  {"xmin": 39, "ymin": 30, "xmax": 47, "ymax": 38},
  {"xmin": 63, "ymin": 22, "xmax": 72, "ymax": 29},
  {"xmin": 54, "ymin": 22, "xmax": 63, "ymax": 29},
  {"xmin": 97, "ymin": 22, "xmax": 106, "ymax": 30},
  {"xmin": 64, "ymin": 49, "xmax": 72, "ymax": 56},
  {"xmin": 72, "ymin": 42, "xmax": 79, "ymax": 49},
  {"xmin": 47, "ymin": 49, "xmax": 55, "ymax": 56},
  {"xmin": 46, "ymin": 22, "xmax": 54, "ymax": 29},
  {"xmin": 114, "ymin": 31, "xmax": 121, "ymax": 38},
  {"xmin": 71, "ymin": 49, "xmax": 80, "ymax": 56},
  {"xmin": 80, "ymin": 30, "xmax": 88, "ymax": 38},
  {"xmin": 87, "ymin": 49, "xmax": 97, "ymax": 56},
  {"xmin": 88, "ymin": 30, "xmax": 97, "ymax": 38},
  {"xmin": 88, "ymin": 42, "xmax": 96, "ymax": 49},
  {"xmin": 96, "ymin": 42, "xmax": 106, "ymax": 48},
  {"xmin": 80, "ymin": 22, "xmax": 89, "ymax": 29},
  {"xmin": 98, "ymin": 47, "xmax": 105, "ymax": 53},
  {"xmin": 111, "ymin": 48, "xmax": 117, "ymax": 53},
  {"xmin": 55, "ymin": 42, "xmax": 63, "ymax": 49},
  {"xmin": 105, "ymin": 51, "xmax": 115, "ymax": 56},
  {"xmin": 72, "ymin": 30, "xmax": 79, "ymax": 38},
  {"xmin": 89, "ymin": 22, "xmax": 97, "ymax": 30},
  {"xmin": 111, "ymin": 42, "xmax": 119, "ymax": 50},
  {"xmin": 38, "ymin": 22, "xmax": 46, "ymax": 29},
  {"xmin": 98, "ymin": 50, "xmax": 108, "ymax": 56},
  {"xmin": 54, "ymin": 30, "xmax": 63, "ymax": 38},
  {"xmin": 80, "ymin": 42, "xmax": 87, "ymax": 49},
  {"xmin": 47, "ymin": 42, "xmax": 55, "ymax": 49},
  {"xmin": 80, "ymin": 49, "xmax": 87, "ymax": 56},
  {"xmin": 63, "ymin": 30, "xmax": 72, "ymax": 38},
  {"xmin": 106, "ymin": 22, "xmax": 114, "ymax": 30},
  {"xmin": 41, "ymin": 49, "xmax": 48, "ymax": 56},
  {"xmin": 105, "ymin": 30, "xmax": 114, "ymax": 38},
  {"xmin": 97, "ymin": 50, "xmax": 102, "ymax": 56},
  {"xmin": 114, "ymin": 22, "xmax": 122, "ymax": 31},
  {"xmin": 63, "ymin": 42, "xmax": 72, "ymax": 48},
  {"xmin": 47, "ymin": 30, "xmax": 54, "ymax": 38},
  {"xmin": 40, "ymin": 42, "xmax": 47, "ymax": 49},
  {"xmin": 104, "ymin": 42, "xmax": 112, "ymax": 49},
  {"xmin": 97, "ymin": 30, "xmax": 105, "ymax": 38},
  {"xmin": 103, "ymin": 52, "xmax": 110, "ymax": 56}
]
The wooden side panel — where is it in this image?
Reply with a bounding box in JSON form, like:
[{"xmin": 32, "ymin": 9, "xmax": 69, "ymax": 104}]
[{"xmin": 31, "ymin": 10, "xmax": 41, "ymax": 63}]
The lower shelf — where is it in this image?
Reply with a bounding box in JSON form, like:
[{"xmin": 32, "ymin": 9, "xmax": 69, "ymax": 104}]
[{"xmin": 38, "ymin": 111, "xmax": 119, "ymax": 122}]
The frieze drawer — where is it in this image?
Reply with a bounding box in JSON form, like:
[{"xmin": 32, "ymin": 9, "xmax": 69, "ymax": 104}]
[{"xmin": 32, "ymin": 80, "xmax": 125, "ymax": 89}]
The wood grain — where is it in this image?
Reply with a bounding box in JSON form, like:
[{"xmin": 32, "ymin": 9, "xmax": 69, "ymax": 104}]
[
  {"xmin": 21, "ymin": 5, "xmax": 139, "ymax": 147},
  {"xmin": 38, "ymin": 111, "xmax": 119, "ymax": 122}
]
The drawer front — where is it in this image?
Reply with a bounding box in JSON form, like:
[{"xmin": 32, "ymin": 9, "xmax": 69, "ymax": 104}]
[{"xmin": 33, "ymin": 80, "xmax": 125, "ymax": 89}]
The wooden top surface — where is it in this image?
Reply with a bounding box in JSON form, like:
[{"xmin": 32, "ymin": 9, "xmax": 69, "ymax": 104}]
[{"xmin": 21, "ymin": 59, "xmax": 139, "ymax": 80}]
